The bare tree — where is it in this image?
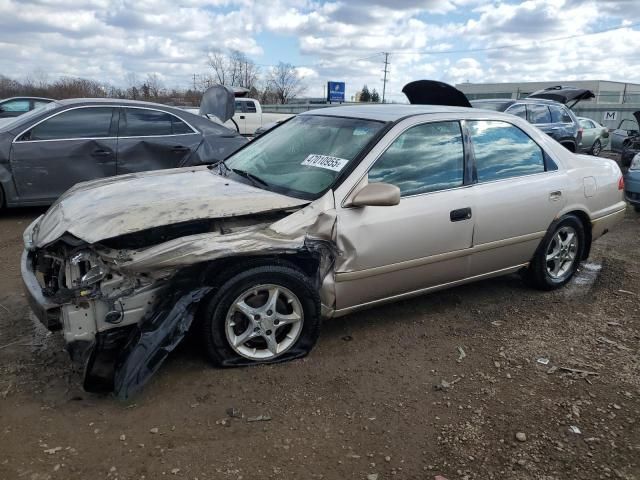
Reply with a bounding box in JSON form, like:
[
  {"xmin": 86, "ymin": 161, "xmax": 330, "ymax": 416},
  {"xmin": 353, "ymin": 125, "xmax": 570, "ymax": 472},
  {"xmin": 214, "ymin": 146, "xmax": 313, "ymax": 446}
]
[
  {"xmin": 125, "ymin": 72, "xmax": 139, "ymax": 99},
  {"xmin": 144, "ymin": 73, "xmax": 163, "ymax": 98},
  {"xmin": 267, "ymin": 62, "xmax": 307, "ymax": 104},
  {"xmin": 207, "ymin": 50, "xmax": 260, "ymax": 90}
]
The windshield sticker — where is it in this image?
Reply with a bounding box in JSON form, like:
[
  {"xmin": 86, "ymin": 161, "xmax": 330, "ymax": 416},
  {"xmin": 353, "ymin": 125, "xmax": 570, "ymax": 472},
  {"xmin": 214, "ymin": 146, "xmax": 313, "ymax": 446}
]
[
  {"xmin": 353, "ymin": 127, "xmax": 372, "ymax": 136},
  {"xmin": 301, "ymin": 154, "xmax": 349, "ymax": 172}
]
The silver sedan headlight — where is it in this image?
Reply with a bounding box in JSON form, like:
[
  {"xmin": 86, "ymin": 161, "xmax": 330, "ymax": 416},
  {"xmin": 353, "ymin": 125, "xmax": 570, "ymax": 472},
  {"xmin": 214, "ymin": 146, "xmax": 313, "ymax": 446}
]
[{"xmin": 630, "ymin": 153, "xmax": 640, "ymax": 171}]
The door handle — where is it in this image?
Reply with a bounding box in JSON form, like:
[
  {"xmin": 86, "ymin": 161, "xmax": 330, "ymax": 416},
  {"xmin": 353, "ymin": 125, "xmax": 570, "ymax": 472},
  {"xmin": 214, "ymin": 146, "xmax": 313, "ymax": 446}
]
[
  {"xmin": 91, "ymin": 149, "xmax": 112, "ymax": 157},
  {"xmin": 450, "ymin": 207, "xmax": 472, "ymax": 222},
  {"xmin": 239, "ymin": 115, "xmax": 245, "ymax": 119},
  {"xmin": 549, "ymin": 190, "xmax": 562, "ymax": 201},
  {"xmin": 172, "ymin": 146, "xmax": 190, "ymax": 153}
]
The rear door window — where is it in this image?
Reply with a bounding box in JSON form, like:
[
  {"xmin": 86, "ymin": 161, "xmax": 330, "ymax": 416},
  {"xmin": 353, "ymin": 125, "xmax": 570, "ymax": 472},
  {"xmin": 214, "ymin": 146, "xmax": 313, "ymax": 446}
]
[
  {"xmin": 121, "ymin": 108, "xmax": 193, "ymax": 136},
  {"xmin": 549, "ymin": 105, "xmax": 573, "ymax": 123},
  {"xmin": 505, "ymin": 104, "xmax": 527, "ymax": 119},
  {"xmin": 527, "ymin": 104, "xmax": 552, "ymax": 124},
  {"xmin": 245, "ymin": 101, "xmax": 257, "ymax": 113},
  {"xmin": 28, "ymin": 107, "xmax": 115, "ymax": 141},
  {"xmin": 468, "ymin": 120, "xmax": 545, "ymax": 182},
  {"xmin": 368, "ymin": 121, "xmax": 465, "ymax": 196}
]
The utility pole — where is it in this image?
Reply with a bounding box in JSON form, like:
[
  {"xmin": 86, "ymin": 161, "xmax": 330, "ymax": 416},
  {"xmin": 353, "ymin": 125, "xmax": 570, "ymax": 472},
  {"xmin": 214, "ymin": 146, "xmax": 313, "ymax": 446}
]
[
  {"xmin": 193, "ymin": 73, "xmax": 197, "ymax": 91},
  {"xmin": 381, "ymin": 52, "xmax": 389, "ymax": 104}
]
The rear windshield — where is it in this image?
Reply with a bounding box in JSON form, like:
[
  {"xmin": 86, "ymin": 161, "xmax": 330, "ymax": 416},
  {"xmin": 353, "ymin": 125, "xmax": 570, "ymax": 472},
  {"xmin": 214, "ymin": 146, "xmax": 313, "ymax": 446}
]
[{"xmin": 470, "ymin": 101, "xmax": 509, "ymax": 112}]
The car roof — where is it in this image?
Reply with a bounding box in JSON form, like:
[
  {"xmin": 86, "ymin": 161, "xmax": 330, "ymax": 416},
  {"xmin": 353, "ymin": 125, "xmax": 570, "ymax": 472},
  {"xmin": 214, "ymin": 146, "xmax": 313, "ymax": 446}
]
[
  {"xmin": 57, "ymin": 98, "xmax": 183, "ymax": 109},
  {"xmin": 1, "ymin": 96, "xmax": 55, "ymax": 102},
  {"xmin": 300, "ymin": 104, "xmax": 481, "ymax": 122},
  {"xmin": 472, "ymin": 98, "xmax": 565, "ymax": 105}
]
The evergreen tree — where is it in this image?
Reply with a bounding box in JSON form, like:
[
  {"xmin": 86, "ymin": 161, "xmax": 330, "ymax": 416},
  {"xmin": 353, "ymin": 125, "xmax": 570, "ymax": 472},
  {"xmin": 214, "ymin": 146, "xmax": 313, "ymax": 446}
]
[
  {"xmin": 371, "ymin": 88, "xmax": 380, "ymax": 103},
  {"xmin": 360, "ymin": 84, "xmax": 371, "ymax": 102}
]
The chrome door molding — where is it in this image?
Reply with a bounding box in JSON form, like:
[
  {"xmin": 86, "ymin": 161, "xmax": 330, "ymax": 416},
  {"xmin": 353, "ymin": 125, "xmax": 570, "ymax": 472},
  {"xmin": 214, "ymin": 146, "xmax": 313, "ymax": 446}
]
[{"xmin": 12, "ymin": 105, "xmax": 199, "ymax": 144}]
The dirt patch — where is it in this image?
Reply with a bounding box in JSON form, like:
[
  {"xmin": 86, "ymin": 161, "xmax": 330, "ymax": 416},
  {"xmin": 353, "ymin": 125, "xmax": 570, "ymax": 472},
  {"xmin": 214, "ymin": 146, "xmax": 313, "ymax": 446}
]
[{"xmin": 0, "ymin": 205, "xmax": 639, "ymax": 480}]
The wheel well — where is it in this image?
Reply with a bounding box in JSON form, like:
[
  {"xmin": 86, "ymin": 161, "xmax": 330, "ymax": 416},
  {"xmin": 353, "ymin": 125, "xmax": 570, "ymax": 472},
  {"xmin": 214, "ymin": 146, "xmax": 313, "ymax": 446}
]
[
  {"xmin": 561, "ymin": 141, "xmax": 576, "ymax": 152},
  {"xmin": 565, "ymin": 210, "xmax": 592, "ymax": 259},
  {"xmin": 200, "ymin": 253, "xmax": 321, "ymax": 291}
]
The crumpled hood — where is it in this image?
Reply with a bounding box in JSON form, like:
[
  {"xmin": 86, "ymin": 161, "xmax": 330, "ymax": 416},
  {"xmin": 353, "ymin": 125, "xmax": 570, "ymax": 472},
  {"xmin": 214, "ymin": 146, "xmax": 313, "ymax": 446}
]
[{"xmin": 31, "ymin": 167, "xmax": 308, "ymax": 247}]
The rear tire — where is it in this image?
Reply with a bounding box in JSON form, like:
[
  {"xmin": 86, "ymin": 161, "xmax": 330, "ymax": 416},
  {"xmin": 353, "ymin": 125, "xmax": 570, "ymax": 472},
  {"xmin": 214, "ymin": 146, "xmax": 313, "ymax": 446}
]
[
  {"xmin": 0, "ymin": 185, "xmax": 5, "ymax": 209},
  {"xmin": 590, "ymin": 139, "xmax": 602, "ymax": 156},
  {"xmin": 561, "ymin": 142, "xmax": 576, "ymax": 153},
  {"xmin": 634, "ymin": 205, "xmax": 640, "ymax": 213},
  {"xmin": 523, "ymin": 214, "xmax": 585, "ymax": 290},
  {"xmin": 201, "ymin": 263, "xmax": 321, "ymax": 367}
]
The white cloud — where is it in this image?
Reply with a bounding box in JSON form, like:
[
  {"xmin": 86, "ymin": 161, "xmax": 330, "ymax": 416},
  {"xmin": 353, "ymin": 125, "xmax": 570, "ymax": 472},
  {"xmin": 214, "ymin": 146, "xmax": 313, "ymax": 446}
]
[{"xmin": 0, "ymin": 0, "xmax": 638, "ymax": 100}]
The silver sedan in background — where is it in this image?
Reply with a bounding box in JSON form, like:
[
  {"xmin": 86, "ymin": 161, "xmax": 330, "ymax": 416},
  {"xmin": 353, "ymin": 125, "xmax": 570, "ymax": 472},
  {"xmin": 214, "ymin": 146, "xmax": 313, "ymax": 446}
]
[{"xmin": 577, "ymin": 117, "xmax": 609, "ymax": 155}]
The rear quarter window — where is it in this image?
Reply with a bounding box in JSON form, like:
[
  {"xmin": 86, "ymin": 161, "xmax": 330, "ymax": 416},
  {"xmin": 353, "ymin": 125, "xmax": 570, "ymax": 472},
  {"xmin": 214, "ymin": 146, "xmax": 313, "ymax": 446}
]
[{"xmin": 527, "ymin": 104, "xmax": 552, "ymax": 124}]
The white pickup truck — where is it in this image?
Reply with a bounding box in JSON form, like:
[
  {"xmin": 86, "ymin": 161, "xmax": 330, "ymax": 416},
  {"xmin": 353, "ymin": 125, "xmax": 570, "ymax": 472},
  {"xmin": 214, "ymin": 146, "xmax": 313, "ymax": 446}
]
[
  {"xmin": 224, "ymin": 98, "xmax": 293, "ymax": 136},
  {"xmin": 184, "ymin": 97, "xmax": 294, "ymax": 136}
]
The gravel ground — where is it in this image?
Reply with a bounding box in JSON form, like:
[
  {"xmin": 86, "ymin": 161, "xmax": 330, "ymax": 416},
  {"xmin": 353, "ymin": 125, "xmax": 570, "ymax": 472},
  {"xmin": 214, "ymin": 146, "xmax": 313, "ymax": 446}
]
[{"xmin": 0, "ymin": 178, "xmax": 639, "ymax": 479}]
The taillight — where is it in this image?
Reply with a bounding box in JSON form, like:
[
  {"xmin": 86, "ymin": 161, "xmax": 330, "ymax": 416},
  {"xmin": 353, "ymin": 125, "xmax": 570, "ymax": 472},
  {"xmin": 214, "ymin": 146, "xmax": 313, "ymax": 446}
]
[
  {"xmin": 618, "ymin": 176, "xmax": 624, "ymax": 190},
  {"xmin": 577, "ymin": 128, "xmax": 583, "ymax": 142}
]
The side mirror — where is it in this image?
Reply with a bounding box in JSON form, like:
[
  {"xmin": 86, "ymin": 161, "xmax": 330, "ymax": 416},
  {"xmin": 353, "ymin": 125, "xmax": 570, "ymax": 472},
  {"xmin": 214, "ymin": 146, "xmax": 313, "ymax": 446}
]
[{"xmin": 352, "ymin": 182, "xmax": 400, "ymax": 207}]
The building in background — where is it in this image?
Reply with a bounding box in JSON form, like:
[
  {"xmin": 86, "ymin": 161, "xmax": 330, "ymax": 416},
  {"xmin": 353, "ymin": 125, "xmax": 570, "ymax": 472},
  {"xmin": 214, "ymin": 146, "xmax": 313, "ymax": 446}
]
[{"xmin": 456, "ymin": 80, "xmax": 640, "ymax": 105}]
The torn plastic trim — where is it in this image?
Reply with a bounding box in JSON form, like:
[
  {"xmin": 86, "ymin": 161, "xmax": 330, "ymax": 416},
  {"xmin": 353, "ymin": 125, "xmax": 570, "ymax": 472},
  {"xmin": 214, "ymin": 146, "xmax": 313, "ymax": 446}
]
[{"xmin": 112, "ymin": 287, "xmax": 212, "ymax": 400}]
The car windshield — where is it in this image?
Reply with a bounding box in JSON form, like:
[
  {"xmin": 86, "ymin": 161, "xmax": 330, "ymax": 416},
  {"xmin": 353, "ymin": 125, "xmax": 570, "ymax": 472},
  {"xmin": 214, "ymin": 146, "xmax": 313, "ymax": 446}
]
[
  {"xmin": 0, "ymin": 100, "xmax": 60, "ymax": 131},
  {"xmin": 224, "ymin": 114, "xmax": 385, "ymax": 199}
]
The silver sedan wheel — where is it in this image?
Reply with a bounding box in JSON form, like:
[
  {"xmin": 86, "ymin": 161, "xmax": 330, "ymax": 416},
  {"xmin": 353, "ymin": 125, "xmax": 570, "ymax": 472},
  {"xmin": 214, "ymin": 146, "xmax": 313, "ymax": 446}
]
[
  {"xmin": 545, "ymin": 226, "xmax": 578, "ymax": 279},
  {"xmin": 592, "ymin": 139, "xmax": 602, "ymax": 156},
  {"xmin": 224, "ymin": 284, "xmax": 304, "ymax": 361}
]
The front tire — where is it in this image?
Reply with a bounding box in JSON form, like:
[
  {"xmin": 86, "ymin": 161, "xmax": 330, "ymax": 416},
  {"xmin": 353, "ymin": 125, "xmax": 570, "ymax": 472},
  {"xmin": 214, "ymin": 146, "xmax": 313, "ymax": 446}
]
[
  {"xmin": 201, "ymin": 264, "xmax": 321, "ymax": 367},
  {"xmin": 523, "ymin": 215, "xmax": 585, "ymax": 290}
]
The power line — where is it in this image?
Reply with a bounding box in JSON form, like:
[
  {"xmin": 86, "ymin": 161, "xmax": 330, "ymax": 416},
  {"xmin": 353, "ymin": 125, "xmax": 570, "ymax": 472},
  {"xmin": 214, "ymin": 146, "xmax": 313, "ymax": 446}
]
[{"xmin": 391, "ymin": 22, "xmax": 640, "ymax": 56}]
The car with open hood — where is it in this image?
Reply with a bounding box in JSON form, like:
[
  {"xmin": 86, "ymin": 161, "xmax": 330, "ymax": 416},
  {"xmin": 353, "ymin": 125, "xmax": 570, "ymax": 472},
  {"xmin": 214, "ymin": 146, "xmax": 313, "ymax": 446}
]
[
  {"xmin": 610, "ymin": 111, "xmax": 640, "ymax": 167},
  {"xmin": 21, "ymin": 97, "xmax": 626, "ymax": 398},
  {"xmin": 0, "ymin": 88, "xmax": 246, "ymax": 208},
  {"xmin": 469, "ymin": 86, "xmax": 594, "ymax": 153}
]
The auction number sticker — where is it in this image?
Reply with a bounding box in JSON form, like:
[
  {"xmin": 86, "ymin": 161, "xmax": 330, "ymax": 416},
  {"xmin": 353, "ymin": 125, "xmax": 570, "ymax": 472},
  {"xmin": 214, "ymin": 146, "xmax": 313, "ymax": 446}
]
[{"xmin": 301, "ymin": 154, "xmax": 349, "ymax": 172}]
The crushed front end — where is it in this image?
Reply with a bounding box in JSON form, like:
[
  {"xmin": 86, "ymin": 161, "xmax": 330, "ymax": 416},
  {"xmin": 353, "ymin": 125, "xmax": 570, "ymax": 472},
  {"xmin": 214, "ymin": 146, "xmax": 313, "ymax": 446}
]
[{"xmin": 21, "ymin": 219, "xmax": 176, "ymax": 396}]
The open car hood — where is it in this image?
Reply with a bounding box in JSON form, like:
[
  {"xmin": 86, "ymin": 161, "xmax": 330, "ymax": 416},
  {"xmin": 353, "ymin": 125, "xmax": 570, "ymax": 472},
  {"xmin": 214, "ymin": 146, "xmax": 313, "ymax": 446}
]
[
  {"xmin": 402, "ymin": 80, "xmax": 472, "ymax": 108},
  {"xmin": 527, "ymin": 86, "xmax": 595, "ymax": 107},
  {"xmin": 199, "ymin": 84, "xmax": 236, "ymax": 122},
  {"xmin": 30, "ymin": 167, "xmax": 308, "ymax": 247}
]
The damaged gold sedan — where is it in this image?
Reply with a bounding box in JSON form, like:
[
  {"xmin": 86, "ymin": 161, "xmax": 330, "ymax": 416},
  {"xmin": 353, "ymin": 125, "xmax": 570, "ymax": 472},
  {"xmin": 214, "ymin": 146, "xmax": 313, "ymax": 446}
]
[{"xmin": 22, "ymin": 102, "xmax": 626, "ymax": 398}]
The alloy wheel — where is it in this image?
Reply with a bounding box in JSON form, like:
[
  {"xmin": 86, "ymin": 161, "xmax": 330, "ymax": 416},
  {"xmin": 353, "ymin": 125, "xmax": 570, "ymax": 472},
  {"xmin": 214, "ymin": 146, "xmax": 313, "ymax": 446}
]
[
  {"xmin": 224, "ymin": 284, "xmax": 304, "ymax": 360},
  {"xmin": 545, "ymin": 226, "xmax": 578, "ymax": 280},
  {"xmin": 592, "ymin": 139, "xmax": 602, "ymax": 156}
]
